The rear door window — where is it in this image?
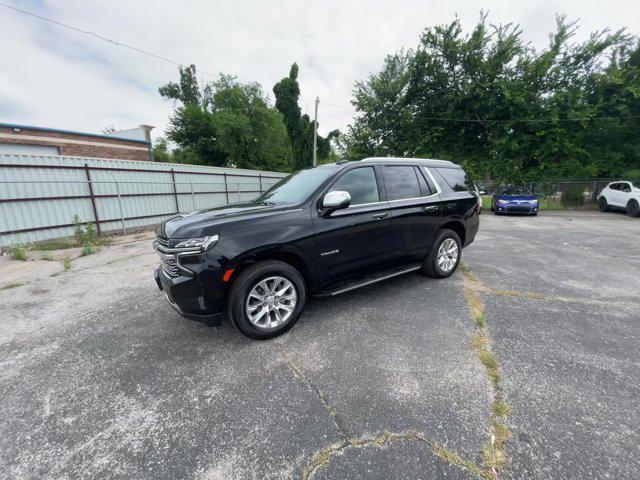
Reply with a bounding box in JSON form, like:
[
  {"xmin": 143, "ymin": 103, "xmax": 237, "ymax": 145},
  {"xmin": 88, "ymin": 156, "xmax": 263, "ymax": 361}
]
[
  {"xmin": 383, "ymin": 166, "xmax": 422, "ymax": 200},
  {"xmin": 436, "ymin": 168, "xmax": 474, "ymax": 192},
  {"xmin": 330, "ymin": 167, "xmax": 380, "ymax": 206}
]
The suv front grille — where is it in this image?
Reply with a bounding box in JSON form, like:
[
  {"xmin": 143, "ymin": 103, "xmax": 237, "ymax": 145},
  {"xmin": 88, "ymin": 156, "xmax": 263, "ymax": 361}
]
[
  {"xmin": 506, "ymin": 206, "xmax": 531, "ymax": 213},
  {"xmin": 159, "ymin": 252, "xmax": 180, "ymax": 277}
]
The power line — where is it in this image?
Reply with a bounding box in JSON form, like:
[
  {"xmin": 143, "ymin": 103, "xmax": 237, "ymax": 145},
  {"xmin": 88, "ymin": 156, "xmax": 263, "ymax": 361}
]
[
  {"xmin": 0, "ymin": 2, "xmax": 218, "ymax": 77},
  {"xmin": 4, "ymin": 2, "xmax": 640, "ymax": 124}
]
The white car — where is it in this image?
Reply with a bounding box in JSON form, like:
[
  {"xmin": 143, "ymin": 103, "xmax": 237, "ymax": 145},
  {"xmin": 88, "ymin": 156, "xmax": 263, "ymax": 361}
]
[{"xmin": 597, "ymin": 181, "xmax": 640, "ymax": 217}]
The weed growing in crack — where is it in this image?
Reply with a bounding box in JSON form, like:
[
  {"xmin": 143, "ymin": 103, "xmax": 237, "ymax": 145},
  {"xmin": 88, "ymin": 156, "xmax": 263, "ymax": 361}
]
[{"xmin": 462, "ymin": 266, "xmax": 513, "ymax": 479}]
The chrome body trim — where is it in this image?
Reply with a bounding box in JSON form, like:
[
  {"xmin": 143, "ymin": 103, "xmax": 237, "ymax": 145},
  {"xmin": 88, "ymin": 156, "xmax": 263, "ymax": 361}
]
[{"xmin": 423, "ymin": 167, "xmax": 442, "ymax": 195}]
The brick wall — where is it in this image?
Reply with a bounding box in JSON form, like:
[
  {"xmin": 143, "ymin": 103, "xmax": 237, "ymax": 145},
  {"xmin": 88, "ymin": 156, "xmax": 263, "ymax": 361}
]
[{"xmin": 0, "ymin": 126, "xmax": 151, "ymax": 161}]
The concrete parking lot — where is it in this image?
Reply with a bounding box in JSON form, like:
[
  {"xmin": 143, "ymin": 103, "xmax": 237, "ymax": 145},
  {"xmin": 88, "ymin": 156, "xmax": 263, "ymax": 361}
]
[{"xmin": 1, "ymin": 212, "xmax": 639, "ymax": 479}]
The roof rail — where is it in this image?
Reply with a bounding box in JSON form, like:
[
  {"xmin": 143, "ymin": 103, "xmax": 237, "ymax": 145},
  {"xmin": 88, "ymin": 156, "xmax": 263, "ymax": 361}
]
[{"xmin": 360, "ymin": 157, "xmax": 457, "ymax": 166}]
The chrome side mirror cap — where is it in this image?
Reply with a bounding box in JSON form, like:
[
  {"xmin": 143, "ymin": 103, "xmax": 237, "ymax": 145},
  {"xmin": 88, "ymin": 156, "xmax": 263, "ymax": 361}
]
[{"xmin": 321, "ymin": 191, "xmax": 351, "ymax": 215}]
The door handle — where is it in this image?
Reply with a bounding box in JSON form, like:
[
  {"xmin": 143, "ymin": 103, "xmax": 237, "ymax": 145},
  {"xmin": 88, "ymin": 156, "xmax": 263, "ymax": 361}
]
[
  {"xmin": 422, "ymin": 205, "xmax": 438, "ymax": 212},
  {"xmin": 372, "ymin": 212, "xmax": 389, "ymax": 220}
]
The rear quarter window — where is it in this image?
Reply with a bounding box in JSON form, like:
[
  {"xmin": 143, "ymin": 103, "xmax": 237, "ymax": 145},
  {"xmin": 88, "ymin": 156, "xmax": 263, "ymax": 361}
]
[{"xmin": 435, "ymin": 168, "xmax": 474, "ymax": 192}]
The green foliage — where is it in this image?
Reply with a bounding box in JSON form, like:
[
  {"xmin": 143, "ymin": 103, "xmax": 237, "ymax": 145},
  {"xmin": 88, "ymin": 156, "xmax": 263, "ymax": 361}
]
[
  {"xmin": 561, "ymin": 187, "xmax": 586, "ymax": 207},
  {"xmin": 40, "ymin": 253, "xmax": 54, "ymax": 261},
  {"xmin": 73, "ymin": 215, "xmax": 99, "ymax": 247},
  {"xmin": 159, "ymin": 66, "xmax": 292, "ymax": 170},
  {"xmin": 342, "ymin": 14, "xmax": 640, "ymax": 182},
  {"xmin": 7, "ymin": 244, "xmax": 27, "ymax": 261},
  {"xmin": 80, "ymin": 245, "xmax": 94, "ymax": 256},
  {"xmin": 273, "ymin": 64, "xmax": 339, "ymax": 170},
  {"xmin": 622, "ymin": 168, "xmax": 640, "ymax": 179},
  {"xmin": 63, "ymin": 258, "xmax": 72, "ymax": 270}
]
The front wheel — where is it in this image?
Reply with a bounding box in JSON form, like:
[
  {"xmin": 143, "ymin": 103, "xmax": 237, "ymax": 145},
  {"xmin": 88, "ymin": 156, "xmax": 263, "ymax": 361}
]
[
  {"xmin": 228, "ymin": 260, "xmax": 306, "ymax": 339},
  {"xmin": 420, "ymin": 229, "xmax": 462, "ymax": 278},
  {"xmin": 627, "ymin": 200, "xmax": 640, "ymax": 217}
]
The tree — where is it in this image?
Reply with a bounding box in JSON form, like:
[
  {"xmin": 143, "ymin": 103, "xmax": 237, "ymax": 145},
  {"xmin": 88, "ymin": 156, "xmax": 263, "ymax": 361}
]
[
  {"xmin": 343, "ymin": 15, "xmax": 638, "ymax": 182},
  {"xmin": 159, "ymin": 66, "xmax": 292, "ymax": 170},
  {"xmin": 273, "ymin": 64, "xmax": 339, "ymax": 170}
]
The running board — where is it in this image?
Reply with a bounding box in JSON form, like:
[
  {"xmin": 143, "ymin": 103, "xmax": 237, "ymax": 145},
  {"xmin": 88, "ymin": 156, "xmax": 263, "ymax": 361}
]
[{"xmin": 314, "ymin": 264, "xmax": 422, "ymax": 297}]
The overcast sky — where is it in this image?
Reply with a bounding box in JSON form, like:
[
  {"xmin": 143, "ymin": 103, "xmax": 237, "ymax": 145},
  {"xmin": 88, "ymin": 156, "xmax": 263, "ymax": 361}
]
[{"xmin": 1, "ymin": 0, "xmax": 638, "ymax": 140}]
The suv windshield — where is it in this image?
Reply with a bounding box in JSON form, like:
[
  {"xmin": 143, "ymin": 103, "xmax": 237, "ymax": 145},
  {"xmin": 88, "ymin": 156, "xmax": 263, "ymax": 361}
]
[
  {"xmin": 255, "ymin": 165, "xmax": 340, "ymax": 205},
  {"xmin": 501, "ymin": 187, "xmax": 531, "ymax": 196}
]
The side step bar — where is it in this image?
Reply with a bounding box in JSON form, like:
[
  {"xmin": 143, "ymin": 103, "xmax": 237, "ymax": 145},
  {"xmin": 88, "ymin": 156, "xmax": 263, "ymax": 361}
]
[{"xmin": 315, "ymin": 264, "xmax": 422, "ymax": 298}]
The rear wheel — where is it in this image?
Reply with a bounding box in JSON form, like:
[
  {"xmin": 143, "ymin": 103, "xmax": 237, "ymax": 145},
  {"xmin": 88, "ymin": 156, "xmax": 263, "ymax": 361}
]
[
  {"xmin": 420, "ymin": 229, "xmax": 462, "ymax": 278},
  {"xmin": 598, "ymin": 197, "xmax": 610, "ymax": 212},
  {"xmin": 228, "ymin": 260, "xmax": 306, "ymax": 339},
  {"xmin": 627, "ymin": 199, "xmax": 640, "ymax": 217}
]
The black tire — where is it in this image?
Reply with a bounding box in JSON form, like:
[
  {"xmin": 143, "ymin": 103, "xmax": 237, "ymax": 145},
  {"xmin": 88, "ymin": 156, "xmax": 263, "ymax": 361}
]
[
  {"xmin": 420, "ymin": 229, "xmax": 462, "ymax": 279},
  {"xmin": 627, "ymin": 199, "xmax": 640, "ymax": 217},
  {"xmin": 228, "ymin": 260, "xmax": 306, "ymax": 340},
  {"xmin": 598, "ymin": 197, "xmax": 610, "ymax": 212}
]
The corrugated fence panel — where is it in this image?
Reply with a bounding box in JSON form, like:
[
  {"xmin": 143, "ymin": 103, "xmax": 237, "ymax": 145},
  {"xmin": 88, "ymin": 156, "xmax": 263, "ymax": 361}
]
[{"xmin": 0, "ymin": 154, "xmax": 287, "ymax": 246}]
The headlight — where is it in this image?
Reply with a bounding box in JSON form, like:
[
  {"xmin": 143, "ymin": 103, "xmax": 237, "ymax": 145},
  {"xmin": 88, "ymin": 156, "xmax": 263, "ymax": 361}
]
[
  {"xmin": 497, "ymin": 199, "xmax": 507, "ymax": 205},
  {"xmin": 174, "ymin": 235, "xmax": 219, "ymax": 250},
  {"xmin": 530, "ymin": 199, "xmax": 539, "ymax": 204}
]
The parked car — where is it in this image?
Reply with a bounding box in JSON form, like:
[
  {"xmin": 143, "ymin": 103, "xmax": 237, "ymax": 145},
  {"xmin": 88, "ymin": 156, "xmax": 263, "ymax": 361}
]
[
  {"xmin": 597, "ymin": 181, "xmax": 640, "ymax": 217},
  {"xmin": 491, "ymin": 186, "xmax": 539, "ymax": 216},
  {"xmin": 153, "ymin": 158, "xmax": 480, "ymax": 339}
]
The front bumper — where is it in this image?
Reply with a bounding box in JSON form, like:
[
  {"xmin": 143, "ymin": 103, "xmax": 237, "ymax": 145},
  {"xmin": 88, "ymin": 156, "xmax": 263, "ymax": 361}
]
[
  {"xmin": 153, "ymin": 243, "xmax": 228, "ymax": 326},
  {"xmin": 495, "ymin": 203, "xmax": 538, "ymax": 214}
]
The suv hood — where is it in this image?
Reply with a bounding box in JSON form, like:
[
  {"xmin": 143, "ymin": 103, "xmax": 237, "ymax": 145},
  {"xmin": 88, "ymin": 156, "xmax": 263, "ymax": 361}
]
[{"xmin": 158, "ymin": 201, "xmax": 290, "ymax": 238}]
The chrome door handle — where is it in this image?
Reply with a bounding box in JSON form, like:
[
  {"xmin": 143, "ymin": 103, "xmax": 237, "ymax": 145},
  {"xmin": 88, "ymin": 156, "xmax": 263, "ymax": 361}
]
[
  {"xmin": 372, "ymin": 212, "xmax": 389, "ymax": 220},
  {"xmin": 422, "ymin": 205, "xmax": 438, "ymax": 212}
]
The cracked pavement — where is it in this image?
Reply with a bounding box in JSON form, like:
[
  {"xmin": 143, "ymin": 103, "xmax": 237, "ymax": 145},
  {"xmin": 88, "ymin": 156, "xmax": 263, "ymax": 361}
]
[{"xmin": 1, "ymin": 211, "xmax": 639, "ymax": 479}]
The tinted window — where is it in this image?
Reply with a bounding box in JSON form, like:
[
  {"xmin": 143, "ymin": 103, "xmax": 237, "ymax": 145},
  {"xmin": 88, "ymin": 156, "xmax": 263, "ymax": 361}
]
[
  {"xmin": 330, "ymin": 167, "xmax": 379, "ymax": 206},
  {"xmin": 436, "ymin": 168, "xmax": 474, "ymax": 192},
  {"xmin": 415, "ymin": 167, "xmax": 434, "ymax": 196},
  {"xmin": 609, "ymin": 183, "xmax": 621, "ymax": 191},
  {"xmin": 620, "ymin": 183, "xmax": 632, "ymax": 192},
  {"xmin": 257, "ymin": 165, "xmax": 340, "ymax": 205},
  {"xmin": 383, "ymin": 166, "xmax": 421, "ymax": 200},
  {"xmin": 501, "ymin": 187, "xmax": 531, "ymax": 196}
]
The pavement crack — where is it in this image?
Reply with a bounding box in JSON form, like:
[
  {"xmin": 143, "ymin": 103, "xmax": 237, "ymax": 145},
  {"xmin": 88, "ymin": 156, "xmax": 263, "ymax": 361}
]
[
  {"xmin": 276, "ymin": 341, "xmax": 350, "ymax": 441},
  {"xmin": 302, "ymin": 431, "xmax": 484, "ymax": 480},
  {"xmin": 461, "ymin": 261, "xmax": 512, "ymax": 479}
]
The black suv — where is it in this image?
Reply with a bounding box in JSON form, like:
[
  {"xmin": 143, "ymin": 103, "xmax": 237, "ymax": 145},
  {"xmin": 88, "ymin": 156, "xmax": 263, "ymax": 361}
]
[{"xmin": 153, "ymin": 158, "xmax": 480, "ymax": 339}]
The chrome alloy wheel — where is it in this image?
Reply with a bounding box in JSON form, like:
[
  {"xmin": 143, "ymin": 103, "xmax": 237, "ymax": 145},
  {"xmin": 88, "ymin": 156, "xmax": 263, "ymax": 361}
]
[
  {"xmin": 437, "ymin": 238, "xmax": 459, "ymax": 273},
  {"xmin": 245, "ymin": 276, "xmax": 297, "ymax": 330}
]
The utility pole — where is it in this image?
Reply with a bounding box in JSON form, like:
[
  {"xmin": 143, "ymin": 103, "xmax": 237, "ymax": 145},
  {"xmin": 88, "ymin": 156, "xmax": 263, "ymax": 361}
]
[{"xmin": 313, "ymin": 96, "xmax": 319, "ymax": 166}]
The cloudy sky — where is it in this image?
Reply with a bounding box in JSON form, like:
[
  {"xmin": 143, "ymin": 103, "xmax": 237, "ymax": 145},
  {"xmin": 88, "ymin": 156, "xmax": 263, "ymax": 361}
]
[{"xmin": 1, "ymin": 0, "xmax": 638, "ymax": 140}]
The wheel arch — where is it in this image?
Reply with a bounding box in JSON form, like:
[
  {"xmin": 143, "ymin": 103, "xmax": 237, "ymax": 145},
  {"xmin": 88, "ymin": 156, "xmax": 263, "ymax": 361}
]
[
  {"xmin": 224, "ymin": 248, "xmax": 314, "ymax": 298},
  {"xmin": 439, "ymin": 220, "xmax": 466, "ymax": 247}
]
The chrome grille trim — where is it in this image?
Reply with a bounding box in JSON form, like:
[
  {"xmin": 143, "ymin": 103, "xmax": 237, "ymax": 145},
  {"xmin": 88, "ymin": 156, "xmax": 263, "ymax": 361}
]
[{"xmin": 159, "ymin": 252, "xmax": 180, "ymax": 278}]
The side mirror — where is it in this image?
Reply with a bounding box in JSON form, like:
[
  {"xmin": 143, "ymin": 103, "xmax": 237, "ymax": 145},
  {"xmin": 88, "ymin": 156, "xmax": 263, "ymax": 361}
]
[{"xmin": 320, "ymin": 191, "xmax": 351, "ymax": 216}]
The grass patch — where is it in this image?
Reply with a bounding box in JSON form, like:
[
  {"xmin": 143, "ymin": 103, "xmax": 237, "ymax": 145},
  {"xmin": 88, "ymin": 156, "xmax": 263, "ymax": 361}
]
[
  {"xmin": 492, "ymin": 398, "xmax": 512, "ymax": 418},
  {"xmin": 80, "ymin": 245, "xmax": 94, "ymax": 256},
  {"xmin": 475, "ymin": 315, "xmax": 487, "ymax": 328},
  {"xmin": 1, "ymin": 282, "xmax": 25, "ymax": 290},
  {"xmin": 40, "ymin": 253, "xmax": 54, "ymax": 261},
  {"xmin": 31, "ymin": 239, "xmax": 77, "ymax": 251},
  {"xmin": 7, "ymin": 245, "xmax": 28, "ymax": 261},
  {"xmin": 63, "ymin": 258, "xmax": 72, "ymax": 270}
]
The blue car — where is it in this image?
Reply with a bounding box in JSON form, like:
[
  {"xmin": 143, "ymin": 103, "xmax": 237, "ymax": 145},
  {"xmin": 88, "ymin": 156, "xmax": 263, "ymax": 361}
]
[{"xmin": 491, "ymin": 186, "xmax": 539, "ymax": 216}]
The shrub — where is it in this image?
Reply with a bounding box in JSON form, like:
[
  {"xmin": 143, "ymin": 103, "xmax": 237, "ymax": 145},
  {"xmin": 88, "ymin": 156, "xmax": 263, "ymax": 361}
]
[
  {"xmin": 561, "ymin": 187, "xmax": 585, "ymax": 208},
  {"xmin": 73, "ymin": 215, "xmax": 99, "ymax": 247},
  {"xmin": 7, "ymin": 244, "xmax": 27, "ymax": 261},
  {"xmin": 80, "ymin": 245, "xmax": 94, "ymax": 256}
]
